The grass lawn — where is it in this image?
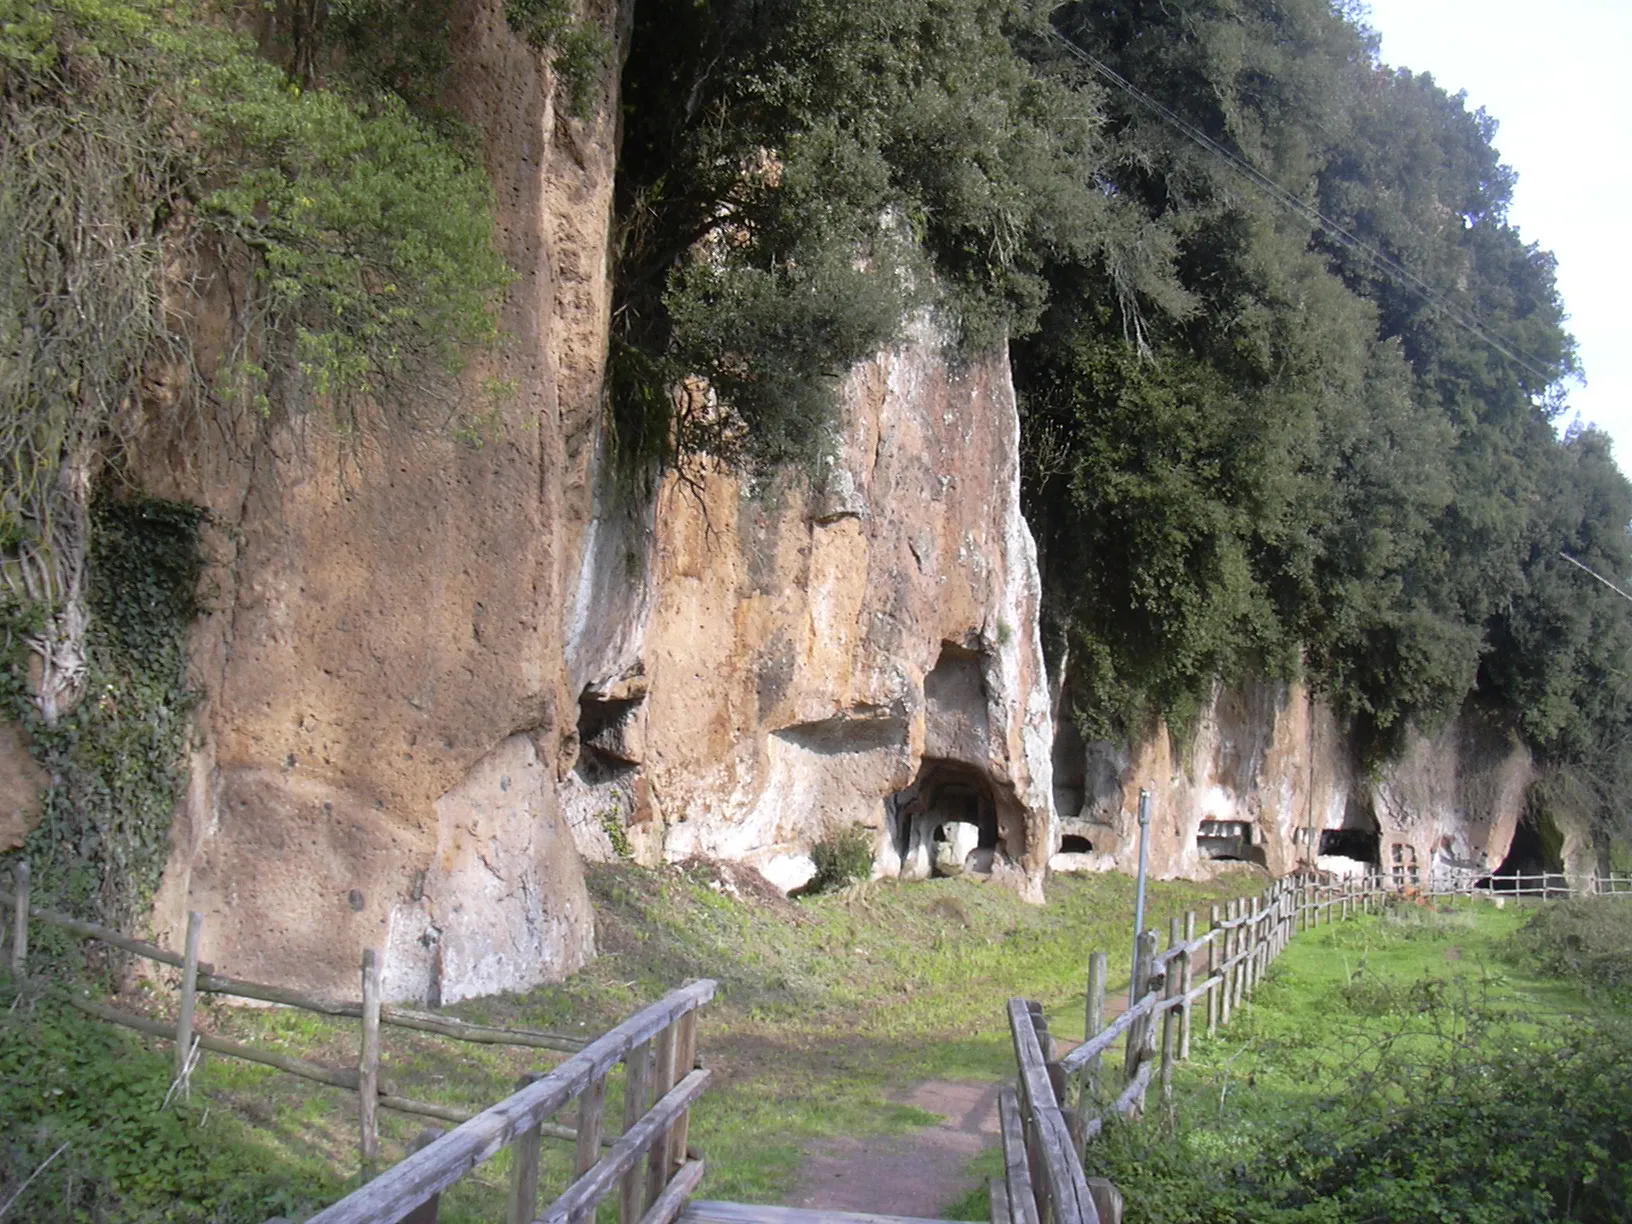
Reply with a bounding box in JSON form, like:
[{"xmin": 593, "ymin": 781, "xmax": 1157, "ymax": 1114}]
[
  {"xmin": 2, "ymin": 862, "xmax": 1264, "ymax": 1222},
  {"xmin": 16, "ymin": 868, "xmax": 1607, "ymax": 1224}
]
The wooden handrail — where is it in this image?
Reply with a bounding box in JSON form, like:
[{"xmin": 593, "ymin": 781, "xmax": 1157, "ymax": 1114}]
[{"xmin": 304, "ymin": 979, "xmax": 716, "ymax": 1224}]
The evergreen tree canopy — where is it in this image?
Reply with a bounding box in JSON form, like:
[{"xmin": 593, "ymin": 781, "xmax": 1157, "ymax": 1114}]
[{"xmin": 607, "ymin": 0, "xmax": 1631, "ymax": 843}]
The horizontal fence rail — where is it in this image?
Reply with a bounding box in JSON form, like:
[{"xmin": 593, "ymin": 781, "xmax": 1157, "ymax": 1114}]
[
  {"xmin": 290, "ymin": 979, "xmax": 716, "ymax": 1224},
  {"xmin": 0, "ymin": 866, "xmax": 591, "ymax": 1176}
]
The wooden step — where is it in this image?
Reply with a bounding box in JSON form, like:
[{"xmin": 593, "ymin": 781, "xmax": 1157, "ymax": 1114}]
[{"xmin": 680, "ymin": 1201, "xmax": 961, "ymax": 1224}]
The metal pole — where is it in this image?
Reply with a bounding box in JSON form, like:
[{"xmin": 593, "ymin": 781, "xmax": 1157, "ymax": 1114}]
[{"xmin": 1131, "ymin": 788, "xmax": 1152, "ymax": 992}]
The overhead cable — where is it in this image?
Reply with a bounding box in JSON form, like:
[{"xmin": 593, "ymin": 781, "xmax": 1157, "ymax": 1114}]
[{"xmin": 1047, "ymin": 26, "xmax": 1564, "ymax": 390}]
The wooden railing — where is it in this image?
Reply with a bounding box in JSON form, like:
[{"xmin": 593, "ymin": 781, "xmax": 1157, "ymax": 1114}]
[
  {"xmin": 1, "ymin": 863, "xmax": 589, "ymax": 1176},
  {"xmin": 282, "ymin": 979, "xmax": 715, "ymax": 1224},
  {"xmin": 1419, "ymin": 869, "xmax": 1632, "ymax": 899},
  {"xmin": 994, "ymin": 863, "xmax": 1630, "ymax": 1224},
  {"xmin": 997, "ymin": 871, "xmax": 1391, "ymax": 1224}
]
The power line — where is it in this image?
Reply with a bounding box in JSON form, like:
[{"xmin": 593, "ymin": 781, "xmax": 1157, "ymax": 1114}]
[
  {"xmin": 1047, "ymin": 26, "xmax": 1564, "ymax": 391},
  {"xmin": 1559, "ymin": 551, "xmax": 1632, "ymax": 606}
]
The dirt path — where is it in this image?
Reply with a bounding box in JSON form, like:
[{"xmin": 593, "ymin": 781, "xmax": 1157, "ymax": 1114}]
[
  {"xmin": 787, "ymin": 993, "xmax": 1136, "ymax": 1219},
  {"xmin": 787, "ymin": 1079, "xmax": 1002, "ymax": 1218}
]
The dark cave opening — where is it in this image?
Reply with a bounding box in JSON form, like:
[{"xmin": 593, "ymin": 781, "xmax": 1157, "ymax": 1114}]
[{"xmin": 1319, "ymin": 827, "xmax": 1380, "ymax": 864}]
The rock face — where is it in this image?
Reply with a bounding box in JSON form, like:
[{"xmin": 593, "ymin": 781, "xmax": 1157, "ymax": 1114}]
[
  {"xmin": 1052, "ymin": 675, "xmax": 1532, "ymax": 886},
  {"xmin": 139, "ymin": 0, "xmax": 622, "ymax": 1004},
  {"xmin": 0, "ymin": 721, "xmax": 46, "ymax": 853},
  {"xmin": 561, "ymin": 320, "xmax": 1056, "ymax": 897}
]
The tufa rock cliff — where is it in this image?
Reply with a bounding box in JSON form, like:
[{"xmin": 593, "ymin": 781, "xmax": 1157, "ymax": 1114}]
[
  {"xmin": 1051, "ymin": 675, "xmax": 1535, "ymax": 886},
  {"xmin": 140, "ymin": 0, "xmax": 623, "ymax": 1005},
  {"xmin": 84, "ymin": 0, "xmax": 1566, "ymax": 1007},
  {"xmin": 559, "ymin": 320, "xmax": 1055, "ymax": 898}
]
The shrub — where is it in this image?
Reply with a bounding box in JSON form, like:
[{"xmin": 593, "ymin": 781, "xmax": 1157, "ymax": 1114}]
[
  {"xmin": 1512, "ymin": 897, "xmax": 1632, "ymax": 993},
  {"xmin": 807, "ymin": 827, "xmax": 874, "ymax": 894}
]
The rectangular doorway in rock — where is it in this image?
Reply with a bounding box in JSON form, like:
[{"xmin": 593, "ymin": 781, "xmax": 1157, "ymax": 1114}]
[
  {"xmin": 888, "ymin": 758, "xmax": 1003, "ymax": 879},
  {"xmin": 1197, "ymin": 819, "xmax": 1266, "ymax": 866}
]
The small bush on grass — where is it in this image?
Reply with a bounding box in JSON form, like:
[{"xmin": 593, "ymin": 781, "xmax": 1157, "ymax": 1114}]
[
  {"xmin": 1512, "ymin": 896, "xmax": 1632, "ymax": 993},
  {"xmin": 806, "ymin": 827, "xmax": 874, "ymax": 895}
]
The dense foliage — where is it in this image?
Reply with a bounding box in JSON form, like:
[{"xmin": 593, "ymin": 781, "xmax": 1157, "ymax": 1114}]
[
  {"xmin": 0, "ymin": 985, "xmax": 330, "ymax": 1222},
  {"xmin": 1, "ymin": 499, "xmax": 204, "ymax": 938},
  {"xmin": 1513, "ymin": 896, "xmax": 1632, "ymax": 994},
  {"xmin": 612, "ymin": 0, "xmax": 1632, "ymax": 845}
]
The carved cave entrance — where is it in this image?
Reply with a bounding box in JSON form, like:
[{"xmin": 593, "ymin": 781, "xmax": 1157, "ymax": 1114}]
[
  {"xmin": 888, "ymin": 758, "xmax": 1003, "ymax": 877},
  {"xmin": 1318, "ymin": 798, "xmax": 1381, "ymax": 866},
  {"xmin": 1482, "ymin": 814, "xmax": 1563, "ymax": 889},
  {"xmin": 1197, "ymin": 819, "xmax": 1266, "ymax": 866}
]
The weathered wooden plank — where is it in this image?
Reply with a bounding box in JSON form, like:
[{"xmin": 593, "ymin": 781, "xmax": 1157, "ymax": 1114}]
[
  {"xmin": 1084, "ymin": 1181, "xmax": 1123, "ymax": 1224},
  {"xmin": 538, "ymin": 1068, "xmax": 712, "ymax": 1224},
  {"xmin": 681, "ymin": 1205, "xmax": 960, "ymax": 1224},
  {"xmin": 988, "ymin": 1178, "xmax": 1013, "ymax": 1224},
  {"xmin": 7, "ymin": 863, "xmax": 27, "ymax": 976},
  {"xmin": 304, "ymin": 979, "xmax": 716, "ymax": 1224},
  {"xmin": 621, "ymin": 1038, "xmax": 655, "ymax": 1224},
  {"xmin": 1059, "ymin": 986, "xmax": 1158, "ymax": 1076},
  {"xmin": 1111, "ymin": 1060, "xmax": 1153, "ymax": 1119},
  {"xmin": 647, "ymin": 1022, "xmax": 680, "ymax": 1207},
  {"xmin": 668, "ymin": 1008, "xmax": 699, "ymax": 1177},
  {"xmin": 360, "ymin": 949, "xmax": 382, "ymax": 1179},
  {"xmin": 1159, "ymin": 920, "xmax": 1179, "ymax": 1106},
  {"xmin": 1009, "ymin": 1000, "xmax": 1097, "ymax": 1224},
  {"xmin": 1178, "ymin": 912, "xmax": 1195, "ymax": 1061},
  {"xmin": 997, "ymin": 1087, "xmax": 1041, "ymax": 1224},
  {"xmin": 508, "ymin": 1073, "xmax": 546, "ymax": 1224},
  {"xmin": 639, "ymin": 1159, "xmax": 706, "ymax": 1224}
]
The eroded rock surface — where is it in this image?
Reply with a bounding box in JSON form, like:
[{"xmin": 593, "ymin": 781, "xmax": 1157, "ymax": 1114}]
[
  {"xmin": 141, "ymin": 0, "xmax": 617, "ymax": 1003},
  {"xmin": 1052, "ymin": 675, "xmax": 1532, "ymax": 886},
  {"xmin": 563, "ymin": 321, "xmax": 1056, "ymax": 896}
]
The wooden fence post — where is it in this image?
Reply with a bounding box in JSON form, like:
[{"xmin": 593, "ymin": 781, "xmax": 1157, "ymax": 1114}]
[
  {"xmin": 1205, "ymin": 907, "xmax": 1220, "ymax": 1037},
  {"xmin": 667, "ymin": 1007, "xmax": 698, "ymax": 1177},
  {"xmin": 359, "ymin": 948, "xmax": 382, "ymax": 1179},
  {"xmin": 1083, "ymin": 950, "xmax": 1107, "ymax": 1106},
  {"xmin": 1221, "ymin": 901, "xmax": 1236, "ymax": 1026},
  {"xmin": 570, "ymin": 1071, "xmax": 607, "ymax": 1224},
  {"xmin": 175, "ymin": 910, "xmax": 203, "ymax": 1088},
  {"xmin": 1245, "ymin": 898, "xmax": 1259, "ymax": 997},
  {"xmin": 1179, "ymin": 912, "xmax": 1195, "ymax": 1060},
  {"xmin": 508, "ymin": 1072, "xmax": 545, "ymax": 1224},
  {"xmin": 646, "ymin": 1021, "xmax": 680, "ymax": 1208},
  {"xmin": 620, "ymin": 1039, "xmax": 653, "ymax": 1224},
  {"xmin": 1123, "ymin": 930, "xmax": 1154, "ymax": 1094},
  {"xmin": 1159, "ymin": 918, "xmax": 1180, "ymax": 1107},
  {"xmin": 9, "ymin": 860, "xmax": 28, "ymax": 976}
]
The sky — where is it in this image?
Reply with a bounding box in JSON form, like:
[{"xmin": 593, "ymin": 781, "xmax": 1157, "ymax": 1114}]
[{"xmin": 1361, "ymin": 0, "xmax": 1632, "ymax": 465}]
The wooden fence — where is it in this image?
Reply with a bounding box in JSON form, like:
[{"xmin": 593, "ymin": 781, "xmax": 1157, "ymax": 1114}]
[
  {"xmin": 996, "ymin": 871, "xmax": 1393, "ymax": 1224},
  {"xmin": 1420, "ymin": 869, "xmax": 1632, "ymax": 899},
  {"xmin": 278, "ymin": 979, "xmax": 715, "ymax": 1224},
  {"xmin": 0, "ymin": 863, "xmax": 594, "ymax": 1178}
]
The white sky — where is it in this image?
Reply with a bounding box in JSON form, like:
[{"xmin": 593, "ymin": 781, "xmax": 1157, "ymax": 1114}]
[{"xmin": 1361, "ymin": 0, "xmax": 1632, "ymax": 466}]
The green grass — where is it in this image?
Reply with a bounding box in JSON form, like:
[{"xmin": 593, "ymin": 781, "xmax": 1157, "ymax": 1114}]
[
  {"xmin": 2, "ymin": 862, "xmax": 1267, "ymax": 1221},
  {"xmin": 1110, "ymin": 899, "xmax": 1602, "ymax": 1172},
  {"xmin": 13, "ymin": 871, "xmax": 1624, "ymax": 1223}
]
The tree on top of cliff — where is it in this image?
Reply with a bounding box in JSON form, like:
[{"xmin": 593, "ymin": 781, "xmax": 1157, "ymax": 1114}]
[
  {"xmin": 1017, "ymin": 1, "xmax": 1616, "ymax": 777},
  {"xmin": 611, "ymin": 0, "xmax": 1183, "ymax": 474}
]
